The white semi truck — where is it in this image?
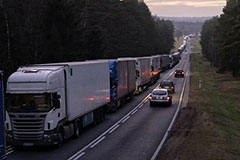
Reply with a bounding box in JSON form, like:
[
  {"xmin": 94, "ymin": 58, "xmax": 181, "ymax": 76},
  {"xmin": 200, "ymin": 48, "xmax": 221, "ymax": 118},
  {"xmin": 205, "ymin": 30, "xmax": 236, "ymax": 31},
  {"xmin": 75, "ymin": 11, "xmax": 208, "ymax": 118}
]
[{"xmin": 5, "ymin": 61, "xmax": 110, "ymax": 146}]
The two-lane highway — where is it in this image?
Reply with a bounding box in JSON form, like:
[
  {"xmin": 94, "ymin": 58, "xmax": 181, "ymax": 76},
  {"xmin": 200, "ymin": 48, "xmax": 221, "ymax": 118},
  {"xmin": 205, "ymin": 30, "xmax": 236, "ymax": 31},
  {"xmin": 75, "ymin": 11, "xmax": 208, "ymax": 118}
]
[{"xmin": 7, "ymin": 42, "xmax": 191, "ymax": 160}]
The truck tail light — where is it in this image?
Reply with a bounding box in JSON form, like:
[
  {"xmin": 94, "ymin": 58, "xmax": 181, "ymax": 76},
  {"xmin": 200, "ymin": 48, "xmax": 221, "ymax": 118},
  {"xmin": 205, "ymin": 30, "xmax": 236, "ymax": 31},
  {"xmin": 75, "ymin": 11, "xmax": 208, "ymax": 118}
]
[{"xmin": 88, "ymin": 98, "xmax": 95, "ymax": 101}]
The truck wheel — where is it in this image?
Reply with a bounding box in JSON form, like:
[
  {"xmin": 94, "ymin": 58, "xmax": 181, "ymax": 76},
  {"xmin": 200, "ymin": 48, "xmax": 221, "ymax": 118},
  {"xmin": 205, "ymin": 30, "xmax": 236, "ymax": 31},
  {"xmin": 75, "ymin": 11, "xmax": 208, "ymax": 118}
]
[
  {"xmin": 57, "ymin": 130, "xmax": 63, "ymax": 147},
  {"xmin": 73, "ymin": 120, "xmax": 81, "ymax": 138}
]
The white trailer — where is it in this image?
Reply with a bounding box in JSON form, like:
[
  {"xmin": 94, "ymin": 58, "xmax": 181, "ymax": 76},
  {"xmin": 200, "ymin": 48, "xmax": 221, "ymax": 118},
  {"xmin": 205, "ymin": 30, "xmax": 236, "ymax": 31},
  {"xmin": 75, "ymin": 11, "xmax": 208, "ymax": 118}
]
[
  {"xmin": 135, "ymin": 57, "xmax": 151, "ymax": 93},
  {"xmin": 5, "ymin": 61, "xmax": 110, "ymax": 146}
]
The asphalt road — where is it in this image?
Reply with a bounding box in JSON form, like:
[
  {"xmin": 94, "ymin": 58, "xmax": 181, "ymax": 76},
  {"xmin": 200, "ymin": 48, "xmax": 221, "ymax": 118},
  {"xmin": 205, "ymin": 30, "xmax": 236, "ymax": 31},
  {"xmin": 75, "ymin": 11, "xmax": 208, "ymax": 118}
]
[{"xmin": 7, "ymin": 42, "xmax": 191, "ymax": 160}]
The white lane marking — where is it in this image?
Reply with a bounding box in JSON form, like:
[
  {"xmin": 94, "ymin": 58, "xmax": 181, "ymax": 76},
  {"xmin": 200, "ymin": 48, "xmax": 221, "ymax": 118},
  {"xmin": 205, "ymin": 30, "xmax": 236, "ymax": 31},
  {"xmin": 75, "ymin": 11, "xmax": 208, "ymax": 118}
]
[
  {"xmin": 169, "ymin": 71, "xmax": 174, "ymax": 76},
  {"xmin": 68, "ymin": 97, "xmax": 147, "ymax": 160},
  {"xmin": 90, "ymin": 136, "xmax": 106, "ymax": 149},
  {"xmin": 151, "ymin": 51, "xmax": 190, "ymax": 160},
  {"xmin": 73, "ymin": 152, "xmax": 86, "ymax": 160},
  {"xmin": 138, "ymin": 104, "xmax": 144, "ymax": 108},
  {"xmin": 109, "ymin": 125, "xmax": 120, "ymax": 134},
  {"xmin": 121, "ymin": 116, "xmax": 130, "ymax": 123},
  {"xmin": 131, "ymin": 109, "xmax": 138, "ymax": 115}
]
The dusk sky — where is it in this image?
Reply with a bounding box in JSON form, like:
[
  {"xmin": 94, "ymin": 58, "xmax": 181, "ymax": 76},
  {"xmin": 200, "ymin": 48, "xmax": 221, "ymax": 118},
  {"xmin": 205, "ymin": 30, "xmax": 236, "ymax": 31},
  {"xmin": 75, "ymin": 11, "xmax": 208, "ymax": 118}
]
[{"xmin": 145, "ymin": 0, "xmax": 226, "ymax": 17}]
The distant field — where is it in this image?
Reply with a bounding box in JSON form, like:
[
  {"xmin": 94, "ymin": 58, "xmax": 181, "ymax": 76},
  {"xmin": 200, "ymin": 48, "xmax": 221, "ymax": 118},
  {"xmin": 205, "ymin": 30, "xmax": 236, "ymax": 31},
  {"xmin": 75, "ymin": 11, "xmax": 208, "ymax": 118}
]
[{"xmin": 159, "ymin": 39, "xmax": 240, "ymax": 160}]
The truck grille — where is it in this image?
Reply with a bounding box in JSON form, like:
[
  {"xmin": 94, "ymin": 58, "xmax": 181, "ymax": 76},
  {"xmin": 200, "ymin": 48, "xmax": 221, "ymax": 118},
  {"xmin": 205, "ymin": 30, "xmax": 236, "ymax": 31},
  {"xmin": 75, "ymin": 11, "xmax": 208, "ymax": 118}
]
[{"xmin": 9, "ymin": 113, "xmax": 47, "ymax": 141}]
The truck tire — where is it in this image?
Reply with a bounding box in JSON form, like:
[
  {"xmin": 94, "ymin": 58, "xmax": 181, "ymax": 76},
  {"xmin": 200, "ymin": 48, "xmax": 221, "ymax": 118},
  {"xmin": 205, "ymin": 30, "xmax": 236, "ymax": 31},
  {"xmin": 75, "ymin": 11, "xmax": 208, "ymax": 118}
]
[
  {"xmin": 94, "ymin": 109, "xmax": 101, "ymax": 125},
  {"xmin": 56, "ymin": 130, "xmax": 63, "ymax": 147},
  {"xmin": 73, "ymin": 119, "xmax": 81, "ymax": 138}
]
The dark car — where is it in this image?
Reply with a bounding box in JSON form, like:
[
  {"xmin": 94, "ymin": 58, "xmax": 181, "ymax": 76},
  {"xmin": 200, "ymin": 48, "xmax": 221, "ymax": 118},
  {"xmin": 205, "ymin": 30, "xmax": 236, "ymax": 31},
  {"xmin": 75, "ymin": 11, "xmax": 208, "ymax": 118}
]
[
  {"xmin": 174, "ymin": 69, "xmax": 184, "ymax": 77},
  {"xmin": 159, "ymin": 80, "xmax": 175, "ymax": 93}
]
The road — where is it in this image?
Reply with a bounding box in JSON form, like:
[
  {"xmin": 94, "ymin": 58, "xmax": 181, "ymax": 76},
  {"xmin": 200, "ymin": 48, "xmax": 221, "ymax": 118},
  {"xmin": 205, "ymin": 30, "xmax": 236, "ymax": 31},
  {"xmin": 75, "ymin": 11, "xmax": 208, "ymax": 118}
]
[{"xmin": 6, "ymin": 42, "xmax": 191, "ymax": 160}]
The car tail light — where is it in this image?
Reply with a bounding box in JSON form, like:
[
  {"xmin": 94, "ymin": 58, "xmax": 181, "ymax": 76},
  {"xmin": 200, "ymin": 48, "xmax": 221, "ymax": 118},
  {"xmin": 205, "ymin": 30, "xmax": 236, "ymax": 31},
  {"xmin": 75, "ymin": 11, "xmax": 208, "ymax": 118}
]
[
  {"xmin": 182, "ymin": 72, "xmax": 184, "ymax": 74},
  {"xmin": 167, "ymin": 96, "xmax": 170, "ymax": 100},
  {"xmin": 149, "ymin": 95, "xmax": 152, "ymax": 100},
  {"xmin": 174, "ymin": 72, "xmax": 177, "ymax": 74},
  {"xmin": 171, "ymin": 86, "xmax": 174, "ymax": 89}
]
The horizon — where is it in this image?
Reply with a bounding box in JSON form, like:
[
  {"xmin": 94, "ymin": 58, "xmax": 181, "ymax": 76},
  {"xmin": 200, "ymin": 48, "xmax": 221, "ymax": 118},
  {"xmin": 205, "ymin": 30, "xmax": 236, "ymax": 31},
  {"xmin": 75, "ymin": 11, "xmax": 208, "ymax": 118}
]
[{"xmin": 145, "ymin": 0, "xmax": 226, "ymax": 17}]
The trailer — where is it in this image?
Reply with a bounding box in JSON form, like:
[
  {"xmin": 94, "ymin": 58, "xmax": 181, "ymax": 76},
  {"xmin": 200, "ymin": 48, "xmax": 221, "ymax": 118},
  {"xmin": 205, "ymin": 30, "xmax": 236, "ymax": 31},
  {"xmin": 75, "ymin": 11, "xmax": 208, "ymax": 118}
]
[
  {"xmin": 160, "ymin": 55, "xmax": 170, "ymax": 72},
  {"xmin": 0, "ymin": 71, "xmax": 6, "ymax": 159},
  {"xmin": 108, "ymin": 58, "xmax": 136, "ymax": 111},
  {"xmin": 135, "ymin": 57, "xmax": 151, "ymax": 93},
  {"xmin": 172, "ymin": 52, "xmax": 181, "ymax": 65},
  {"xmin": 169, "ymin": 55, "xmax": 174, "ymax": 69},
  {"xmin": 5, "ymin": 61, "xmax": 110, "ymax": 146},
  {"xmin": 150, "ymin": 56, "xmax": 161, "ymax": 83}
]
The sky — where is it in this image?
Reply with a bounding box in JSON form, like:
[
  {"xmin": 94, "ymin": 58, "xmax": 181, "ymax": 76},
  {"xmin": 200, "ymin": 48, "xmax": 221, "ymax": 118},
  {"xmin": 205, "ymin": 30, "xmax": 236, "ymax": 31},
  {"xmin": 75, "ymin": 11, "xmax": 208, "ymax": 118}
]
[{"xmin": 145, "ymin": 0, "xmax": 226, "ymax": 17}]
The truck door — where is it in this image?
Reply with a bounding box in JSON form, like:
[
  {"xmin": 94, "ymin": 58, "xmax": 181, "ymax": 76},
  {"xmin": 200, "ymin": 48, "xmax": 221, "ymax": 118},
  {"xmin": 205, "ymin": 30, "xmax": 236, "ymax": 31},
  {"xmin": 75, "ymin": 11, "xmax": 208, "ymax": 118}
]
[{"xmin": 0, "ymin": 71, "xmax": 6, "ymax": 160}]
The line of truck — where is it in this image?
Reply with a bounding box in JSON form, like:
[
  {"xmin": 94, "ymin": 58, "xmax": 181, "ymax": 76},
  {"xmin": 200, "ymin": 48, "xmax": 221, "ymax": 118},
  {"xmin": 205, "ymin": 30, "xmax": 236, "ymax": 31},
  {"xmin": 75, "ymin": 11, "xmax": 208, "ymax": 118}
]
[{"xmin": 4, "ymin": 38, "xmax": 189, "ymax": 147}]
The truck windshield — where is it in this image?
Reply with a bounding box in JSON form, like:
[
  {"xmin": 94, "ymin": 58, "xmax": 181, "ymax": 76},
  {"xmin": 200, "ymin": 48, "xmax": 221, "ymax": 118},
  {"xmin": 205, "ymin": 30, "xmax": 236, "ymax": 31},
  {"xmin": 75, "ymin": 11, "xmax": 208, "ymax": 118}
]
[{"xmin": 7, "ymin": 94, "xmax": 52, "ymax": 112}]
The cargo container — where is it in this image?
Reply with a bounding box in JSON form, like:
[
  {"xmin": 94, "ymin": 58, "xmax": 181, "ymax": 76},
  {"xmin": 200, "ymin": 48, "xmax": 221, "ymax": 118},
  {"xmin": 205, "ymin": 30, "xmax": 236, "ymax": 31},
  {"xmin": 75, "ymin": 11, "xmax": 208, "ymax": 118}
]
[
  {"xmin": 172, "ymin": 52, "xmax": 181, "ymax": 65},
  {"xmin": 160, "ymin": 55, "xmax": 170, "ymax": 72},
  {"xmin": 108, "ymin": 58, "xmax": 136, "ymax": 111},
  {"xmin": 0, "ymin": 71, "xmax": 6, "ymax": 159},
  {"xmin": 5, "ymin": 61, "xmax": 110, "ymax": 146},
  {"xmin": 135, "ymin": 57, "xmax": 151, "ymax": 93},
  {"xmin": 169, "ymin": 55, "xmax": 174, "ymax": 69},
  {"xmin": 150, "ymin": 56, "xmax": 161, "ymax": 83}
]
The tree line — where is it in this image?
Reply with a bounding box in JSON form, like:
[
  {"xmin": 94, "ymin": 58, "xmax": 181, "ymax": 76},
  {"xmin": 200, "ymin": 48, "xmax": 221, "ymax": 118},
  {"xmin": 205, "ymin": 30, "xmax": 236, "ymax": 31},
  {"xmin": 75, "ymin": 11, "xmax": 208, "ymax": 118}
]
[
  {"xmin": 200, "ymin": 0, "xmax": 240, "ymax": 76},
  {"xmin": 174, "ymin": 21, "xmax": 203, "ymax": 38},
  {"xmin": 0, "ymin": 0, "xmax": 174, "ymax": 80}
]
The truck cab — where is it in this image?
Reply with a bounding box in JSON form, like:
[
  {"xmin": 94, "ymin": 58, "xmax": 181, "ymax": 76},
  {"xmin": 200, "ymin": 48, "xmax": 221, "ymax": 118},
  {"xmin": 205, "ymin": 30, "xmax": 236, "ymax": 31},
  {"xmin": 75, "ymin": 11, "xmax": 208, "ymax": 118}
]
[{"xmin": 5, "ymin": 66, "xmax": 65, "ymax": 146}]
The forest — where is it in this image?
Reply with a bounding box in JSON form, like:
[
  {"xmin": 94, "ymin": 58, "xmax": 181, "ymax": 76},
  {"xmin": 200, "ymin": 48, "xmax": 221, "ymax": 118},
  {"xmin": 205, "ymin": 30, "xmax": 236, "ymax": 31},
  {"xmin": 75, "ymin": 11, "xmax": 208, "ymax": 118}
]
[
  {"xmin": 201, "ymin": 0, "xmax": 240, "ymax": 76},
  {"xmin": 174, "ymin": 21, "xmax": 203, "ymax": 37},
  {"xmin": 0, "ymin": 0, "xmax": 174, "ymax": 79}
]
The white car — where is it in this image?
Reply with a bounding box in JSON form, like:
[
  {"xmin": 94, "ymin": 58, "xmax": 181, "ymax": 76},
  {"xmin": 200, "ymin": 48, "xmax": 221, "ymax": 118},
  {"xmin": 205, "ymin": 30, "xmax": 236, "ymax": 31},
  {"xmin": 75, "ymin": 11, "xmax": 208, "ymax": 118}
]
[{"xmin": 149, "ymin": 89, "xmax": 172, "ymax": 107}]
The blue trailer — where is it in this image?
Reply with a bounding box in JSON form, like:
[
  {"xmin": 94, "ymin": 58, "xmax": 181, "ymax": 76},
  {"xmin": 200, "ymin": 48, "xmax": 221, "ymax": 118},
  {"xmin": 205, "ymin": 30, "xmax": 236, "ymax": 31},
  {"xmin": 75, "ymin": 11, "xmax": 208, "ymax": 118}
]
[{"xmin": 0, "ymin": 71, "xmax": 6, "ymax": 160}]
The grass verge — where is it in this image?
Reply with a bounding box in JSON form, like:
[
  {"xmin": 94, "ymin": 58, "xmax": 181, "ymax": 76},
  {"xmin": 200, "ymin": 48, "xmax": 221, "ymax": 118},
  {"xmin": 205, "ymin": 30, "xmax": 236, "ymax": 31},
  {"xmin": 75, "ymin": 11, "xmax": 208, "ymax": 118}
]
[{"xmin": 158, "ymin": 38, "xmax": 240, "ymax": 160}]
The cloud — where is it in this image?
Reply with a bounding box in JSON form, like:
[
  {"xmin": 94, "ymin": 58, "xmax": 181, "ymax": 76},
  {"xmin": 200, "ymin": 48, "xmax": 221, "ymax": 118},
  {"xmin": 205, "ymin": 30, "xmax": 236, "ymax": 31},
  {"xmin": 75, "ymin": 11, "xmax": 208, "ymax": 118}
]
[{"xmin": 145, "ymin": 0, "xmax": 226, "ymax": 7}]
